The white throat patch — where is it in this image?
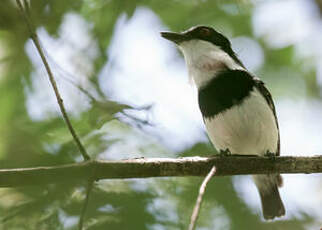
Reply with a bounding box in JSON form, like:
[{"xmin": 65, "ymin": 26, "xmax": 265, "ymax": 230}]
[{"xmin": 178, "ymin": 40, "xmax": 244, "ymax": 88}]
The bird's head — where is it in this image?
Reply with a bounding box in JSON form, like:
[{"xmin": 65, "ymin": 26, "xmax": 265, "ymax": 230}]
[{"xmin": 161, "ymin": 26, "xmax": 244, "ymax": 87}]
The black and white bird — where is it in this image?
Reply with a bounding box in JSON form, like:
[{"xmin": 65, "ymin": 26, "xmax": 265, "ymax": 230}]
[{"xmin": 161, "ymin": 26, "xmax": 285, "ymax": 220}]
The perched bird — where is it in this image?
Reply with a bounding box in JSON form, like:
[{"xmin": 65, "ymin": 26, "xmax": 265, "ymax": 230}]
[{"xmin": 161, "ymin": 26, "xmax": 285, "ymax": 220}]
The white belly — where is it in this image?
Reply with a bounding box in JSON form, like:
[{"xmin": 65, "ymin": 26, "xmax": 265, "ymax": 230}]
[{"xmin": 204, "ymin": 89, "xmax": 278, "ymax": 155}]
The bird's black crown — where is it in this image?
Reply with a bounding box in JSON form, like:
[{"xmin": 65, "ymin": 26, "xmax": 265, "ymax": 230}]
[
  {"xmin": 161, "ymin": 25, "xmax": 243, "ymax": 67},
  {"xmin": 182, "ymin": 26, "xmax": 231, "ymax": 50},
  {"xmin": 161, "ymin": 26, "xmax": 231, "ymax": 49}
]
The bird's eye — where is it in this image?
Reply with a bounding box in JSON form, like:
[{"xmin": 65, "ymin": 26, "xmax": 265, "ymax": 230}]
[{"xmin": 199, "ymin": 28, "xmax": 211, "ymax": 36}]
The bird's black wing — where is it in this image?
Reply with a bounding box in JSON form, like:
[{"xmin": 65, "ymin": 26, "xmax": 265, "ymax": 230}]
[{"xmin": 254, "ymin": 79, "xmax": 280, "ymax": 156}]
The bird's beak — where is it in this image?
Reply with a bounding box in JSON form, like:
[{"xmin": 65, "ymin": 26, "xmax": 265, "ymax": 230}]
[{"xmin": 161, "ymin": 31, "xmax": 188, "ymax": 44}]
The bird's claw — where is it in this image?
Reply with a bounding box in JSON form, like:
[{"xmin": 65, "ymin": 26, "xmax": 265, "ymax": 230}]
[
  {"xmin": 219, "ymin": 148, "xmax": 231, "ymax": 157},
  {"xmin": 265, "ymin": 151, "xmax": 276, "ymax": 159}
]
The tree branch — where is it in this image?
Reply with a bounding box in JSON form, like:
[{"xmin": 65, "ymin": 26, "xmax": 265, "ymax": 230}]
[{"xmin": 0, "ymin": 155, "xmax": 322, "ymax": 187}]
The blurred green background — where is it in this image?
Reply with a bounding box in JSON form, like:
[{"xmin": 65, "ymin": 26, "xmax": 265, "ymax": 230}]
[{"xmin": 0, "ymin": 0, "xmax": 322, "ymax": 229}]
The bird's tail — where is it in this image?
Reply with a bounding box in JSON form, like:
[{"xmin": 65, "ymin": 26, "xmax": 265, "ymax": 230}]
[{"xmin": 253, "ymin": 174, "xmax": 285, "ymax": 220}]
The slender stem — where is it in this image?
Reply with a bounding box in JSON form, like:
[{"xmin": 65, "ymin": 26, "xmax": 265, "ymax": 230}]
[
  {"xmin": 15, "ymin": 0, "xmax": 90, "ymax": 161},
  {"xmin": 22, "ymin": 0, "xmax": 30, "ymax": 15},
  {"xmin": 78, "ymin": 163, "xmax": 97, "ymax": 230},
  {"xmin": 78, "ymin": 180, "xmax": 94, "ymax": 230},
  {"xmin": 188, "ymin": 166, "xmax": 216, "ymax": 230}
]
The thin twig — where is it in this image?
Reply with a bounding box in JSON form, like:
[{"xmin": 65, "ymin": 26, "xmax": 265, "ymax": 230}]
[
  {"xmin": 78, "ymin": 179, "xmax": 94, "ymax": 230},
  {"xmin": 78, "ymin": 162, "xmax": 97, "ymax": 230},
  {"xmin": 15, "ymin": 0, "xmax": 90, "ymax": 161},
  {"xmin": 188, "ymin": 166, "xmax": 216, "ymax": 230},
  {"xmin": 22, "ymin": 0, "xmax": 30, "ymax": 15}
]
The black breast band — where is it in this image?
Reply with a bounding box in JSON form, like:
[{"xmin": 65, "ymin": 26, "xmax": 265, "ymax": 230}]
[{"xmin": 198, "ymin": 69, "xmax": 255, "ymax": 118}]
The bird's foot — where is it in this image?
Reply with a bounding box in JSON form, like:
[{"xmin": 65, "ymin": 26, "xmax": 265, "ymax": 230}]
[
  {"xmin": 265, "ymin": 151, "xmax": 276, "ymax": 160},
  {"xmin": 219, "ymin": 148, "xmax": 231, "ymax": 157}
]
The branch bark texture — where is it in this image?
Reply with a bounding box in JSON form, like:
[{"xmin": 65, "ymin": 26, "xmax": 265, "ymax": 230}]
[{"xmin": 1, "ymin": 155, "xmax": 322, "ymax": 187}]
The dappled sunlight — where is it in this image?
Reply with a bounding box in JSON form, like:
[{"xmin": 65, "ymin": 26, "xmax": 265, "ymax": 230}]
[
  {"xmin": 24, "ymin": 13, "xmax": 98, "ymax": 120},
  {"xmin": 99, "ymin": 8, "xmax": 207, "ymax": 151}
]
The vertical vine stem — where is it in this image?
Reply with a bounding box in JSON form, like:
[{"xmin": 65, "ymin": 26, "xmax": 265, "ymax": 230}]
[
  {"xmin": 15, "ymin": 0, "xmax": 90, "ymax": 161},
  {"xmin": 188, "ymin": 166, "xmax": 216, "ymax": 230},
  {"xmin": 78, "ymin": 180, "xmax": 94, "ymax": 230}
]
